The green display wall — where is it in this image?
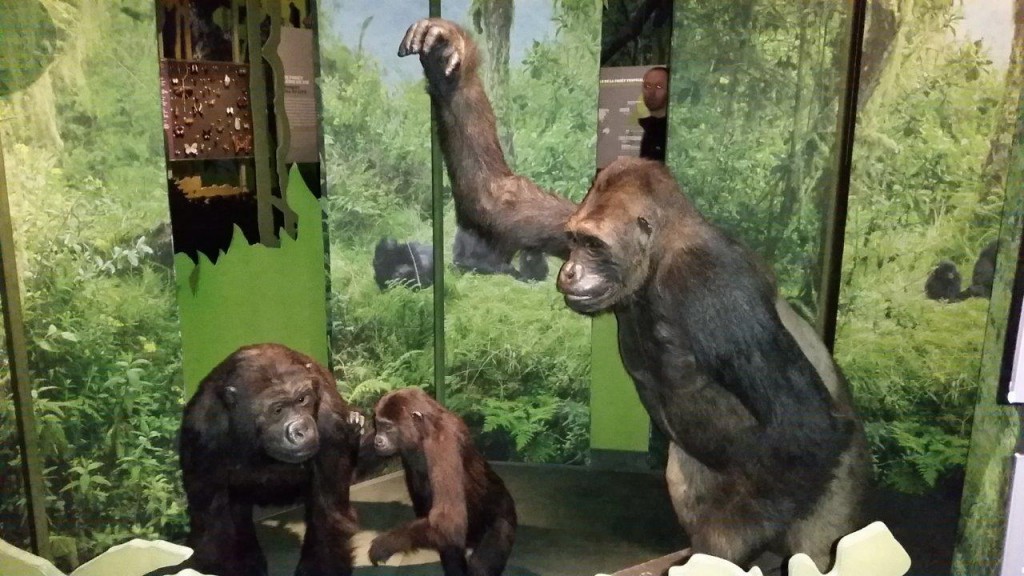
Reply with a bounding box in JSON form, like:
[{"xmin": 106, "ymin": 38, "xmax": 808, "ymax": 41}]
[{"xmin": 175, "ymin": 166, "xmax": 329, "ymax": 392}]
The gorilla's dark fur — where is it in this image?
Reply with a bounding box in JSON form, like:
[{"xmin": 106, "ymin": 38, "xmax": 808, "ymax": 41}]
[
  {"xmin": 925, "ymin": 241, "xmax": 998, "ymax": 302},
  {"xmin": 398, "ymin": 19, "xmax": 870, "ymax": 570},
  {"xmin": 374, "ymin": 237, "xmax": 434, "ymax": 290},
  {"xmin": 162, "ymin": 344, "xmax": 364, "ymax": 576}
]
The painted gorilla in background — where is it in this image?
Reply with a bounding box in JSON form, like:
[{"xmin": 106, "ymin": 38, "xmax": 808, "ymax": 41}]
[
  {"xmin": 398, "ymin": 19, "xmax": 870, "ymax": 571},
  {"xmin": 374, "ymin": 237, "xmax": 435, "ymax": 290},
  {"xmin": 453, "ymin": 226, "xmax": 548, "ymax": 282},
  {"xmin": 155, "ymin": 344, "xmax": 365, "ymax": 576},
  {"xmin": 925, "ymin": 240, "xmax": 998, "ymax": 302}
]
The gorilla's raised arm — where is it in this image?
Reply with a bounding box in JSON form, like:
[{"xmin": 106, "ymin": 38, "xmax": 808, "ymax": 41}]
[{"xmin": 399, "ymin": 19, "xmax": 576, "ymax": 260}]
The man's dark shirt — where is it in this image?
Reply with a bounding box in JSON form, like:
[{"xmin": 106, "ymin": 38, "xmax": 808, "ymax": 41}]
[{"xmin": 639, "ymin": 115, "xmax": 667, "ymax": 162}]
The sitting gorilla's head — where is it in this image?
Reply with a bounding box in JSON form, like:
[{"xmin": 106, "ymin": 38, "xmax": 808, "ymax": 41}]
[
  {"xmin": 557, "ymin": 158, "xmax": 694, "ymax": 315},
  {"xmin": 215, "ymin": 347, "xmax": 323, "ymax": 463}
]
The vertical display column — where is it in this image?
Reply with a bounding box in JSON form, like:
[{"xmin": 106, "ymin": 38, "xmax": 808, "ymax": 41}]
[
  {"xmin": 589, "ymin": 0, "xmax": 675, "ymax": 469},
  {"xmin": 153, "ymin": 0, "xmax": 330, "ymax": 392}
]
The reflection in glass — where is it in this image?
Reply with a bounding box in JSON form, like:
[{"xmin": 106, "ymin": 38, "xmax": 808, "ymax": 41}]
[
  {"xmin": 952, "ymin": 1, "xmax": 1024, "ymax": 566},
  {"xmin": 837, "ymin": 0, "xmax": 1015, "ymax": 501},
  {"xmin": 668, "ymin": 1, "xmax": 853, "ymax": 320},
  {"xmin": 0, "ymin": 329, "xmax": 30, "ymax": 551},
  {"xmin": 319, "ymin": 4, "xmax": 436, "ymax": 425},
  {"xmin": 0, "ymin": 0, "xmax": 184, "ymax": 568},
  {"xmin": 441, "ymin": 0, "xmax": 595, "ymax": 465}
]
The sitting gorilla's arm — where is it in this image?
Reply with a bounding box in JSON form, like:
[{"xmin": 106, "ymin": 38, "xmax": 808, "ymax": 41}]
[
  {"xmin": 399, "ymin": 19, "xmax": 576, "ymax": 259},
  {"xmin": 298, "ymin": 361, "xmax": 365, "ymax": 576}
]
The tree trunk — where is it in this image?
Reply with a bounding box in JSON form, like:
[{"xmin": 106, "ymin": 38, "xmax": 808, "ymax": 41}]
[
  {"xmin": 976, "ymin": 0, "xmax": 1024, "ymax": 210},
  {"xmin": 471, "ymin": 0, "xmax": 516, "ymax": 165}
]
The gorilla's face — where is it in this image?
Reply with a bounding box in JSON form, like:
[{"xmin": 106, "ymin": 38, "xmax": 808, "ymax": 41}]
[
  {"xmin": 372, "ymin": 390, "xmax": 429, "ymax": 457},
  {"xmin": 372, "ymin": 417, "xmax": 401, "ymax": 457},
  {"xmin": 251, "ymin": 367, "xmax": 321, "ymax": 464},
  {"xmin": 557, "ymin": 169, "xmax": 657, "ymax": 315}
]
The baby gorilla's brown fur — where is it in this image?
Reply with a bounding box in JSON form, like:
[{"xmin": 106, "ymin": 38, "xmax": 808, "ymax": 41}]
[{"xmin": 369, "ymin": 388, "xmax": 516, "ymax": 576}]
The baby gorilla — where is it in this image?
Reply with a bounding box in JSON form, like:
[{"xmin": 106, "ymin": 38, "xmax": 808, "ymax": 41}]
[{"xmin": 369, "ymin": 388, "xmax": 517, "ymax": 576}]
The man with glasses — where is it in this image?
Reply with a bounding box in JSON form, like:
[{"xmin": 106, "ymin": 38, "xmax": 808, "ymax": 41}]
[{"xmin": 639, "ymin": 66, "xmax": 669, "ymax": 162}]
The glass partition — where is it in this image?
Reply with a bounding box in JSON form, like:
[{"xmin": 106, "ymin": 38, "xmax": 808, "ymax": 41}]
[
  {"xmin": 318, "ymin": 4, "xmax": 436, "ymax": 418},
  {"xmin": 439, "ymin": 0, "xmax": 597, "ymax": 465},
  {"xmin": 667, "ymin": 1, "xmax": 854, "ymax": 321},
  {"xmin": 836, "ymin": 0, "xmax": 1014, "ymax": 498},
  {"xmin": 0, "ymin": 326, "xmax": 29, "ymax": 550},
  {"xmin": 0, "ymin": 0, "xmax": 184, "ymax": 569}
]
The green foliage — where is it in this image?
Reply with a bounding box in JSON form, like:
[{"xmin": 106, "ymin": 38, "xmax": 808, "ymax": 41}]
[
  {"xmin": 0, "ymin": 0, "xmax": 183, "ymax": 567},
  {"xmin": 665, "ymin": 0, "xmax": 1006, "ymax": 494},
  {"xmin": 0, "ymin": 2, "xmax": 1014, "ymax": 571},
  {"xmin": 320, "ymin": 2, "xmax": 599, "ymax": 466}
]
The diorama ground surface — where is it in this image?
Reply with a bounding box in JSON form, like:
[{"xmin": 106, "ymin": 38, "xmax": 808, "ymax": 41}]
[{"xmin": 255, "ymin": 462, "xmax": 960, "ymax": 576}]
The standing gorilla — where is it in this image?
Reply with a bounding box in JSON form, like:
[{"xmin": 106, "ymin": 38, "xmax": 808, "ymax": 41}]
[
  {"xmin": 453, "ymin": 226, "xmax": 549, "ymax": 282},
  {"xmin": 398, "ymin": 19, "xmax": 870, "ymax": 570},
  {"xmin": 161, "ymin": 344, "xmax": 365, "ymax": 576}
]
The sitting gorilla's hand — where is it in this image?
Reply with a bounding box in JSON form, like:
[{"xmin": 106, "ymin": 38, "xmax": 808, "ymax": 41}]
[{"xmin": 398, "ymin": 18, "xmax": 469, "ymax": 81}]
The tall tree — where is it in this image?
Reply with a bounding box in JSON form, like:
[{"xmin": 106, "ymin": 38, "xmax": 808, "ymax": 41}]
[
  {"xmin": 976, "ymin": 0, "xmax": 1024, "ymax": 209},
  {"xmin": 471, "ymin": 0, "xmax": 516, "ymax": 164}
]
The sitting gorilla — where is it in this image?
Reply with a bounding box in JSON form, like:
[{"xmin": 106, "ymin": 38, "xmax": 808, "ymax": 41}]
[
  {"xmin": 374, "ymin": 237, "xmax": 434, "ymax": 290},
  {"xmin": 925, "ymin": 240, "xmax": 998, "ymax": 302},
  {"xmin": 399, "ymin": 19, "xmax": 870, "ymax": 572},
  {"xmin": 966, "ymin": 240, "xmax": 998, "ymax": 298},
  {"xmin": 517, "ymin": 249, "xmax": 549, "ymax": 282},
  {"xmin": 453, "ymin": 226, "xmax": 548, "ymax": 282},
  {"xmin": 155, "ymin": 344, "xmax": 365, "ymax": 576},
  {"xmin": 925, "ymin": 260, "xmax": 962, "ymax": 301}
]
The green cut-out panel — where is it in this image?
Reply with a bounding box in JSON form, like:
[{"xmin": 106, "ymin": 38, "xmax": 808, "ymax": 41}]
[
  {"xmin": 174, "ymin": 166, "xmax": 329, "ymax": 396},
  {"xmin": 590, "ymin": 314, "xmax": 649, "ymax": 452}
]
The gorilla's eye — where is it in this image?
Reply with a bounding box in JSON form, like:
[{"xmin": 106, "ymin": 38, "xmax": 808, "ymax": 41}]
[
  {"xmin": 273, "ymin": 404, "xmax": 283, "ymax": 415},
  {"xmin": 582, "ymin": 236, "xmax": 604, "ymax": 251},
  {"xmin": 637, "ymin": 217, "xmax": 652, "ymax": 235},
  {"xmin": 298, "ymin": 395, "xmax": 308, "ymax": 405}
]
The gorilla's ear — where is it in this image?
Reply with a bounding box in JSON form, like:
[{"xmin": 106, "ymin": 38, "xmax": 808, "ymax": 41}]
[
  {"xmin": 637, "ymin": 216, "xmax": 653, "ymax": 236},
  {"xmin": 219, "ymin": 385, "xmax": 239, "ymax": 408},
  {"xmin": 411, "ymin": 410, "xmax": 429, "ymax": 432}
]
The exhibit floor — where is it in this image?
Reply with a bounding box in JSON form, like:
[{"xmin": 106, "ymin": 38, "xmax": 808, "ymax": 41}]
[{"xmin": 254, "ymin": 462, "xmax": 960, "ymax": 576}]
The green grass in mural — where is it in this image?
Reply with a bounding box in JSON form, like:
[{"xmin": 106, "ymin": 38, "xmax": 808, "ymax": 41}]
[
  {"xmin": 174, "ymin": 167, "xmax": 330, "ymax": 394},
  {"xmin": 317, "ymin": 1, "xmax": 600, "ymax": 465}
]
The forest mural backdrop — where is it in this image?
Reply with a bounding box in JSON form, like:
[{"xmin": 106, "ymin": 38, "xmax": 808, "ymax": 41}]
[{"xmin": 1, "ymin": 0, "xmax": 1022, "ymax": 573}]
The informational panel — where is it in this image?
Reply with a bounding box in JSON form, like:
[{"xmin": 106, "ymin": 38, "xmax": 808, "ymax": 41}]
[
  {"xmin": 596, "ymin": 66, "xmax": 646, "ymax": 170},
  {"xmin": 278, "ymin": 27, "xmax": 318, "ymax": 163}
]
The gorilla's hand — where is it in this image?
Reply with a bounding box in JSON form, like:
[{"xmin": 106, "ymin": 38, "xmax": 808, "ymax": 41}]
[
  {"xmin": 398, "ymin": 18, "xmax": 471, "ymax": 85},
  {"xmin": 346, "ymin": 410, "xmax": 366, "ymax": 435}
]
